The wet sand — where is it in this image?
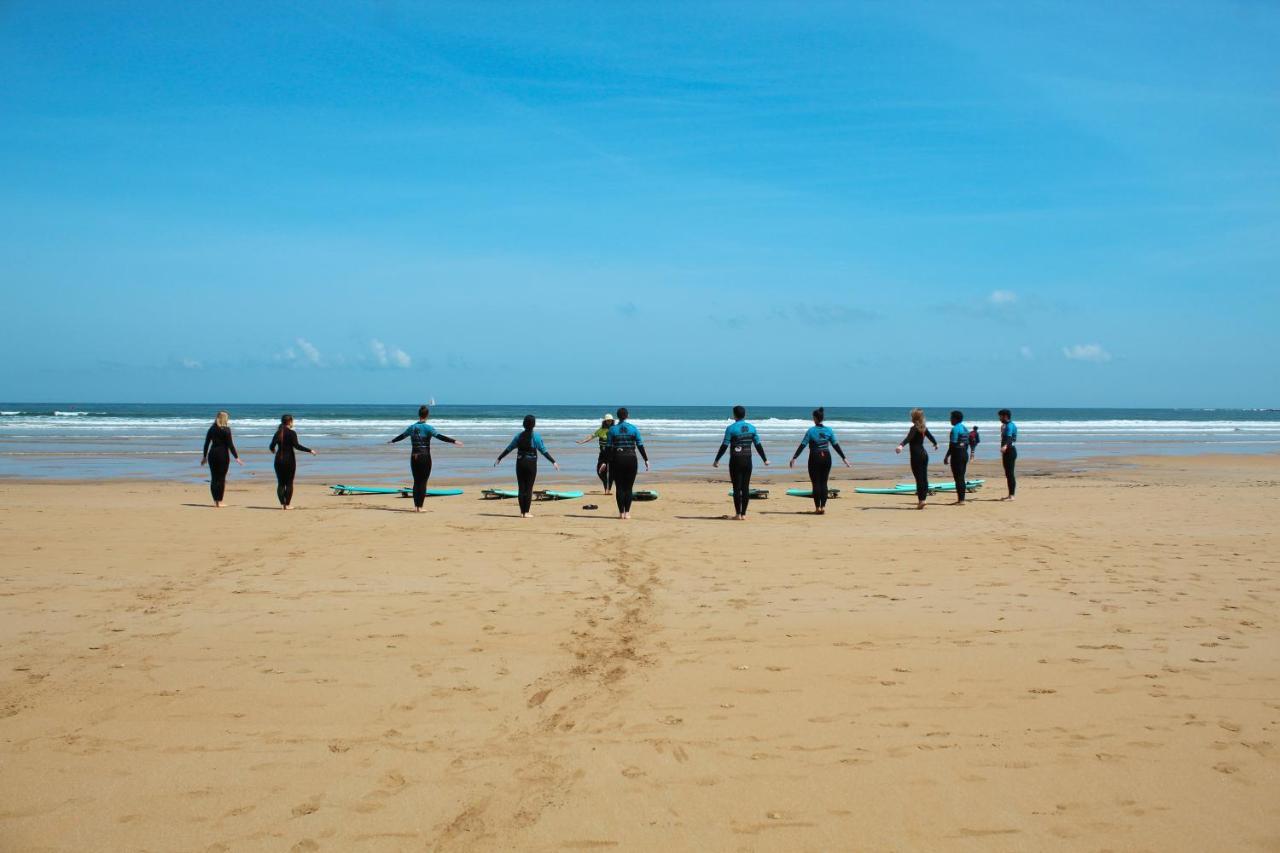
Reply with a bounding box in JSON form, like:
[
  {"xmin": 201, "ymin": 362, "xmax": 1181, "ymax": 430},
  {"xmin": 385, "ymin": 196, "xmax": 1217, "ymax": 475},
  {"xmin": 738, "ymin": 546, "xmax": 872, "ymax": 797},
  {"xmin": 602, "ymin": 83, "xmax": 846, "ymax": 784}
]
[{"xmin": 1, "ymin": 454, "xmax": 1278, "ymax": 851}]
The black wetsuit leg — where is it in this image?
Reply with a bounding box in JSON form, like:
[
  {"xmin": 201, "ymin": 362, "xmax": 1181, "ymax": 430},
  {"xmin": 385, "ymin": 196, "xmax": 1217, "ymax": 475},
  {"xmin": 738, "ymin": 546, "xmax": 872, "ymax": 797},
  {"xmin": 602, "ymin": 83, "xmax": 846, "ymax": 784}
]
[
  {"xmin": 1003, "ymin": 445, "xmax": 1017, "ymax": 496},
  {"xmin": 950, "ymin": 448, "xmax": 968, "ymax": 501},
  {"xmin": 808, "ymin": 450, "xmax": 832, "ymax": 509},
  {"xmin": 516, "ymin": 456, "xmax": 537, "ymax": 514},
  {"xmin": 410, "ymin": 452, "xmax": 433, "ymax": 508},
  {"xmin": 208, "ymin": 447, "xmax": 230, "ymax": 502},
  {"xmin": 910, "ymin": 449, "xmax": 929, "ymax": 501},
  {"xmin": 729, "ymin": 455, "xmax": 752, "ymax": 516},
  {"xmin": 274, "ymin": 455, "xmax": 295, "ymax": 506},
  {"xmin": 612, "ymin": 453, "xmax": 638, "ymax": 513},
  {"xmin": 596, "ymin": 450, "xmax": 611, "ymax": 490}
]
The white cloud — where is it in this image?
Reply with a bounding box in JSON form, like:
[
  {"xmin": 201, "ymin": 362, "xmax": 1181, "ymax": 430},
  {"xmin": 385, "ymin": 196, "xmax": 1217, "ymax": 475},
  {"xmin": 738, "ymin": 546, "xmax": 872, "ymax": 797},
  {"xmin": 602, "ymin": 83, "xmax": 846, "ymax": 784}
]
[
  {"xmin": 370, "ymin": 338, "xmax": 411, "ymax": 369},
  {"xmin": 296, "ymin": 338, "xmax": 322, "ymax": 366},
  {"xmin": 1020, "ymin": 346, "xmax": 1034, "ymax": 360},
  {"xmin": 1063, "ymin": 343, "xmax": 1111, "ymax": 363},
  {"xmin": 989, "ymin": 290, "xmax": 1018, "ymax": 305},
  {"xmin": 181, "ymin": 358, "xmax": 202, "ymax": 370}
]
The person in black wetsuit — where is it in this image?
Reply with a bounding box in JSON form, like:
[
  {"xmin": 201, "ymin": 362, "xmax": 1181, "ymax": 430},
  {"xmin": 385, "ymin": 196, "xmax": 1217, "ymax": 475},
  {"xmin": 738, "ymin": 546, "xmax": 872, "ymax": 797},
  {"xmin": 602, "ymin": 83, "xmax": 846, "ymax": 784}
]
[
  {"xmin": 943, "ymin": 409, "xmax": 970, "ymax": 504},
  {"xmin": 968, "ymin": 424, "xmax": 980, "ymax": 459},
  {"xmin": 713, "ymin": 405, "xmax": 769, "ymax": 520},
  {"xmin": 576, "ymin": 413, "xmax": 615, "ymax": 493},
  {"xmin": 200, "ymin": 410, "xmax": 243, "ymax": 507},
  {"xmin": 496, "ymin": 414, "xmax": 560, "ymax": 517},
  {"xmin": 599, "ymin": 407, "xmax": 649, "ymax": 519},
  {"xmin": 998, "ymin": 408, "xmax": 1018, "ymax": 500},
  {"xmin": 388, "ymin": 405, "xmax": 464, "ymax": 512},
  {"xmin": 790, "ymin": 407, "xmax": 850, "ymax": 513},
  {"xmin": 895, "ymin": 408, "xmax": 938, "ymax": 510},
  {"xmin": 269, "ymin": 414, "xmax": 316, "ymax": 510}
]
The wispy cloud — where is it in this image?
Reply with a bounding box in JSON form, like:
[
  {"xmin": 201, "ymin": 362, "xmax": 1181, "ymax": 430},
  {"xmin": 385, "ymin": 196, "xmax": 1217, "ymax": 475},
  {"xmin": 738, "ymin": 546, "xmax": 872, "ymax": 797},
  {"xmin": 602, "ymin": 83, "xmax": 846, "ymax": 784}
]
[
  {"xmin": 772, "ymin": 304, "xmax": 876, "ymax": 326},
  {"xmin": 989, "ymin": 290, "xmax": 1018, "ymax": 305},
  {"xmin": 296, "ymin": 338, "xmax": 322, "ymax": 365},
  {"xmin": 1063, "ymin": 343, "xmax": 1111, "ymax": 363},
  {"xmin": 274, "ymin": 337, "xmax": 323, "ymax": 367},
  {"xmin": 370, "ymin": 339, "xmax": 412, "ymax": 369}
]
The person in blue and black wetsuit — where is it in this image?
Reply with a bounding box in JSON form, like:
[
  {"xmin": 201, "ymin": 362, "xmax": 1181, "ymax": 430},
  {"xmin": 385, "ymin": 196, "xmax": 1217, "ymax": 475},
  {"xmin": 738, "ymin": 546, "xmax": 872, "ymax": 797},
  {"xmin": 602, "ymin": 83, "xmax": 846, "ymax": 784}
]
[
  {"xmin": 496, "ymin": 414, "xmax": 559, "ymax": 517},
  {"xmin": 389, "ymin": 405, "xmax": 463, "ymax": 512},
  {"xmin": 599, "ymin": 407, "xmax": 648, "ymax": 519},
  {"xmin": 942, "ymin": 409, "xmax": 970, "ymax": 504},
  {"xmin": 713, "ymin": 405, "xmax": 769, "ymax": 520},
  {"xmin": 998, "ymin": 408, "xmax": 1018, "ymax": 500},
  {"xmin": 789, "ymin": 407, "xmax": 849, "ymax": 514}
]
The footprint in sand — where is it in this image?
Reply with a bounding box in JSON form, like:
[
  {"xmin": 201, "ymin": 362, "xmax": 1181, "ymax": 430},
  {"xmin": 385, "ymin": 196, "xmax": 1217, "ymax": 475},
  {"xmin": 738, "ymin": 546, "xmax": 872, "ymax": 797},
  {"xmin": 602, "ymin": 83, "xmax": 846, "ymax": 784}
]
[
  {"xmin": 527, "ymin": 688, "xmax": 551, "ymax": 708},
  {"xmin": 291, "ymin": 796, "xmax": 321, "ymax": 817}
]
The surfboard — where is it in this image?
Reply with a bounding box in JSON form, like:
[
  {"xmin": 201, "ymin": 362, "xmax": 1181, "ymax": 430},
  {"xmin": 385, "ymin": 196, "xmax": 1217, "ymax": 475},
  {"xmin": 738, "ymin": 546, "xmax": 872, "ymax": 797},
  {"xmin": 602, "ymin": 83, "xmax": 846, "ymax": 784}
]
[
  {"xmin": 330, "ymin": 484, "xmax": 405, "ymax": 495},
  {"xmin": 537, "ymin": 490, "xmax": 584, "ymax": 500},
  {"xmin": 896, "ymin": 480, "xmax": 985, "ymax": 492},
  {"xmin": 854, "ymin": 486, "xmax": 918, "ymax": 495},
  {"xmin": 482, "ymin": 488, "xmax": 519, "ymax": 499},
  {"xmin": 786, "ymin": 487, "xmax": 841, "ymax": 498},
  {"xmin": 330, "ymin": 484, "xmax": 464, "ymax": 497},
  {"xmin": 632, "ymin": 490, "xmax": 659, "ymax": 501},
  {"xmin": 727, "ymin": 488, "xmax": 769, "ymax": 498}
]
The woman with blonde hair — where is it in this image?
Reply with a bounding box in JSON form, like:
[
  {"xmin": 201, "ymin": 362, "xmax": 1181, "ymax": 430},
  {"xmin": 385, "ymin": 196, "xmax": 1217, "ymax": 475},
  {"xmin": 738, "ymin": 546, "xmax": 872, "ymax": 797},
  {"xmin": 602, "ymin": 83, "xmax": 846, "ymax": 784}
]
[
  {"xmin": 200, "ymin": 410, "xmax": 243, "ymax": 507},
  {"xmin": 894, "ymin": 408, "xmax": 938, "ymax": 509}
]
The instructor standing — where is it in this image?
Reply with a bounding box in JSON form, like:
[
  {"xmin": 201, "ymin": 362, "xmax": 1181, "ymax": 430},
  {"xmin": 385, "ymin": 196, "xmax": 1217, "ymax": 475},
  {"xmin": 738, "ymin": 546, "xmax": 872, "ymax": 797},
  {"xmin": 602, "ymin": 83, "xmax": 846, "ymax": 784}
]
[
  {"xmin": 998, "ymin": 409, "xmax": 1018, "ymax": 500},
  {"xmin": 714, "ymin": 405, "xmax": 769, "ymax": 520},
  {"xmin": 599, "ymin": 407, "xmax": 648, "ymax": 519}
]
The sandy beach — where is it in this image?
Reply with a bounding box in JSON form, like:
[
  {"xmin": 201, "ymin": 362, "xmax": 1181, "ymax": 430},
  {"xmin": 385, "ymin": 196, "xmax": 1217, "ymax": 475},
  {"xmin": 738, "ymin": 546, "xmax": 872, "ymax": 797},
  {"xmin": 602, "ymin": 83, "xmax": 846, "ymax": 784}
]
[{"xmin": 1, "ymin": 454, "xmax": 1277, "ymax": 852}]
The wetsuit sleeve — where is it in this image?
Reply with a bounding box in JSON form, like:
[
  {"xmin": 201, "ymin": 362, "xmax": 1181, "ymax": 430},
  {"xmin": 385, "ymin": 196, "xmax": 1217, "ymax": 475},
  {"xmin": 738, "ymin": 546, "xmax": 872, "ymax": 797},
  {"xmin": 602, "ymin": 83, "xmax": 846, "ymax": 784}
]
[
  {"xmin": 754, "ymin": 439, "xmax": 767, "ymax": 462},
  {"xmin": 792, "ymin": 440, "xmax": 806, "ymax": 460},
  {"xmin": 831, "ymin": 435, "xmax": 847, "ymax": 460},
  {"xmin": 714, "ymin": 426, "xmax": 730, "ymax": 463},
  {"xmin": 638, "ymin": 444, "xmax": 649, "ymax": 462},
  {"xmin": 536, "ymin": 436, "xmax": 555, "ymax": 464},
  {"xmin": 227, "ymin": 429, "xmax": 239, "ymax": 459},
  {"xmin": 390, "ymin": 428, "xmax": 410, "ymax": 443},
  {"xmin": 292, "ymin": 432, "xmax": 311, "ymax": 453},
  {"xmin": 925, "ymin": 429, "xmax": 938, "ymax": 447},
  {"xmin": 496, "ymin": 435, "xmax": 518, "ymax": 461},
  {"xmin": 436, "ymin": 434, "xmax": 458, "ymax": 444},
  {"xmin": 900, "ymin": 429, "xmax": 914, "ymax": 448},
  {"xmin": 202, "ymin": 426, "xmax": 214, "ymax": 459},
  {"xmin": 269, "ymin": 432, "xmax": 279, "ymax": 453}
]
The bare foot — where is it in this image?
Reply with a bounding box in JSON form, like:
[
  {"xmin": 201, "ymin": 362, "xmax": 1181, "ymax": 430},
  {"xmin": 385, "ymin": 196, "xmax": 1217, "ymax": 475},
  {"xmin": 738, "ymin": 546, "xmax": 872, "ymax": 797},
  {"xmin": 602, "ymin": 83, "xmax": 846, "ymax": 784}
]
[
  {"xmin": 816, "ymin": 508, "xmax": 825, "ymax": 515},
  {"xmin": 917, "ymin": 501, "xmax": 926, "ymax": 510}
]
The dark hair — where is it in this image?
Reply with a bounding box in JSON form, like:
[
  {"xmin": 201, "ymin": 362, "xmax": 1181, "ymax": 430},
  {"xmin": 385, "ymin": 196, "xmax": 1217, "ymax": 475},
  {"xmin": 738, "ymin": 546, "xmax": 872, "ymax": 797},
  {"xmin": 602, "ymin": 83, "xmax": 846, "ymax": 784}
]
[
  {"xmin": 950, "ymin": 410, "xmax": 964, "ymax": 424},
  {"xmin": 998, "ymin": 409, "xmax": 1012, "ymax": 419},
  {"xmin": 617, "ymin": 407, "xmax": 629, "ymax": 420},
  {"xmin": 275, "ymin": 413, "xmax": 292, "ymax": 447},
  {"xmin": 813, "ymin": 406, "xmax": 825, "ymax": 424},
  {"xmin": 732, "ymin": 405, "xmax": 746, "ymax": 420},
  {"xmin": 522, "ymin": 414, "xmax": 536, "ymax": 431},
  {"xmin": 418, "ymin": 405, "xmax": 430, "ymax": 419}
]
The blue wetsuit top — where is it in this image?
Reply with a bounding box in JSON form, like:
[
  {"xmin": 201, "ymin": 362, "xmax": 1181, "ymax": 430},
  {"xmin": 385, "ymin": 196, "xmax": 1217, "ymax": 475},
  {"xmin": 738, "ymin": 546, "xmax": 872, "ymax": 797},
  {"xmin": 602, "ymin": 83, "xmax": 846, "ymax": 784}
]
[
  {"xmin": 715, "ymin": 420, "xmax": 767, "ymax": 463},
  {"xmin": 1001, "ymin": 421, "xmax": 1018, "ymax": 447},
  {"xmin": 793, "ymin": 425, "xmax": 846, "ymax": 460},
  {"xmin": 391, "ymin": 421, "xmax": 456, "ymax": 453},
  {"xmin": 497, "ymin": 430, "xmax": 556, "ymax": 463},
  {"xmin": 605, "ymin": 422, "xmax": 648, "ymax": 461},
  {"xmin": 948, "ymin": 422, "xmax": 970, "ymax": 452}
]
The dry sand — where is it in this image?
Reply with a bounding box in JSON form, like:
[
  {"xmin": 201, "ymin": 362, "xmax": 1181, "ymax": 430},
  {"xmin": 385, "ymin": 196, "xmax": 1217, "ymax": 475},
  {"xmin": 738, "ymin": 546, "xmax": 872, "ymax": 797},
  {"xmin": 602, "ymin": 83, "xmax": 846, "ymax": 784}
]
[{"xmin": 1, "ymin": 455, "xmax": 1278, "ymax": 852}]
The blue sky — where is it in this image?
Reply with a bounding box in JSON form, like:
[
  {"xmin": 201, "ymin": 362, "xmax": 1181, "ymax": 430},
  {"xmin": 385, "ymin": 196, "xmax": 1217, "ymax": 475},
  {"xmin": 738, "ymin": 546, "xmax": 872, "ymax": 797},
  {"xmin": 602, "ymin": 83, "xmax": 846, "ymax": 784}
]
[{"xmin": 2, "ymin": 1, "xmax": 1277, "ymax": 406}]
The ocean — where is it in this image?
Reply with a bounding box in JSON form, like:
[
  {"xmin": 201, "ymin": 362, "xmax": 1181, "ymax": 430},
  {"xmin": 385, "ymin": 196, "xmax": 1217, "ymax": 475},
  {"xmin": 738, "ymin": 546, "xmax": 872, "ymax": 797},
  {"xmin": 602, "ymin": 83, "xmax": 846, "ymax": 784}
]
[{"xmin": 1, "ymin": 404, "xmax": 1277, "ymax": 482}]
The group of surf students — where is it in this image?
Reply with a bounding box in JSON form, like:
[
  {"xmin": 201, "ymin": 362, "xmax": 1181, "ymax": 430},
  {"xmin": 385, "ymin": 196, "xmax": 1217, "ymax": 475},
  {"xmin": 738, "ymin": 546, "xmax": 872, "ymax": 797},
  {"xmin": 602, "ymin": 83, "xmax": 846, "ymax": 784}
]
[{"xmin": 200, "ymin": 405, "xmax": 1019, "ymax": 517}]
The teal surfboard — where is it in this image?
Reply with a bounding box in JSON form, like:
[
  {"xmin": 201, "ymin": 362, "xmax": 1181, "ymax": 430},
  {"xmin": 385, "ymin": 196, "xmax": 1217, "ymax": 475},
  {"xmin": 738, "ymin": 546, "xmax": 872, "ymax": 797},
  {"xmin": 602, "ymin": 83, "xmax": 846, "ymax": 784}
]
[
  {"xmin": 855, "ymin": 485, "xmax": 917, "ymax": 495},
  {"xmin": 632, "ymin": 490, "xmax": 659, "ymax": 501},
  {"xmin": 896, "ymin": 480, "xmax": 985, "ymax": 492},
  {"xmin": 330, "ymin": 484, "xmax": 463, "ymax": 497},
  {"xmin": 727, "ymin": 488, "xmax": 769, "ymax": 498},
  {"xmin": 483, "ymin": 488, "xmax": 519, "ymax": 499},
  {"xmin": 537, "ymin": 490, "xmax": 584, "ymax": 500},
  {"xmin": 786, "ymin": 487, "xmax": 841, "ymax": 498}
]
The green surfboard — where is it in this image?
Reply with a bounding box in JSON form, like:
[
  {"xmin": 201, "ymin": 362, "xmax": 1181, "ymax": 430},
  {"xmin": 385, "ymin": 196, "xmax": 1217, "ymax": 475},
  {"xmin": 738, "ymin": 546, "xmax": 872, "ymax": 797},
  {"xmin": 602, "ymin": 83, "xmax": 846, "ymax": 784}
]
[
  {"xmin": 786, "ymin": 487, "xmax": 841, "ymax": 498},
  {"xmin": 632, "ymin": 490, "xmax": 659, "ymax": 501},
  {"xmin": 538, "ymin": 490, "xmax": 584, "ymax": 500}
]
